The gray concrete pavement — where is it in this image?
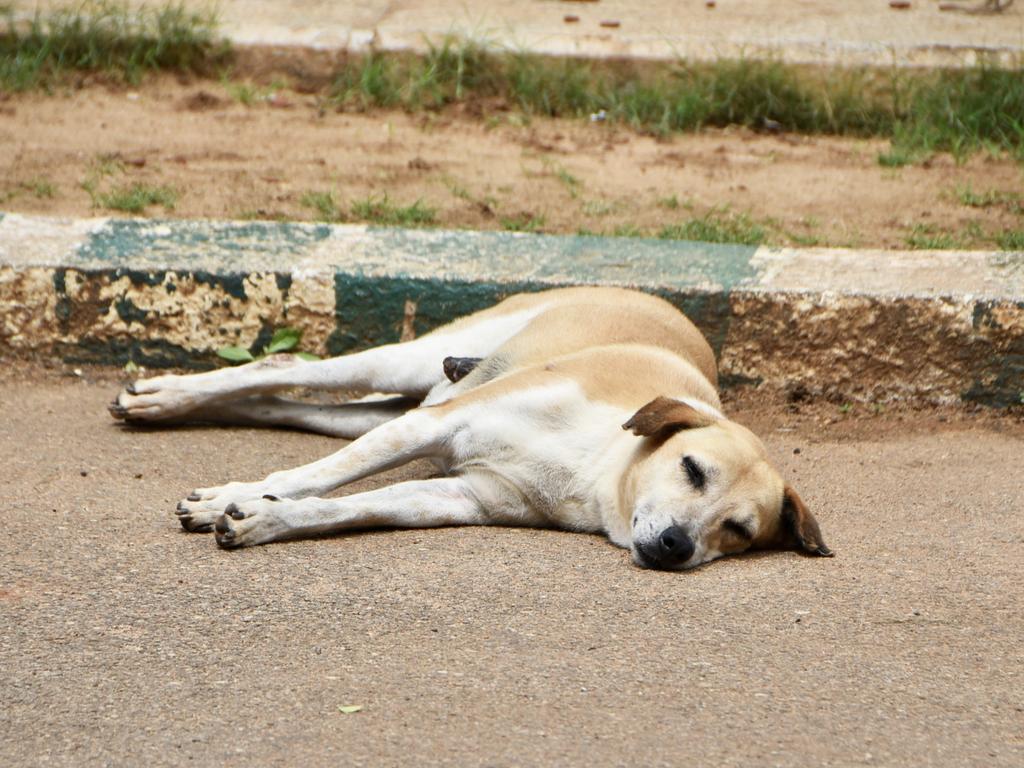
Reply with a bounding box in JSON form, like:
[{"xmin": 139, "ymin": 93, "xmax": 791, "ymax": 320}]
[
  {"xmin": 13, "ymin": 0, "xmax": 1024, "ymax": 67},
  {"xmin": 2, "ymin": 374, "xmax": 1022, "ymax": 766}
]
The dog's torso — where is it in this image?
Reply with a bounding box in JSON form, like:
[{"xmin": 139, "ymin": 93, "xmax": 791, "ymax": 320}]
[{"xmin": 425, "ymin": 286, "xmax": 719, "ymax": 403}]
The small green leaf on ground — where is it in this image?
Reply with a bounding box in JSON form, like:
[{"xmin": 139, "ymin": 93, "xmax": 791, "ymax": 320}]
[
  {"xmin": 338, "ymin": 705, "xmax": 363, "ymax": 714},
  {"xmin": 296, "ymin": 352, "xmax": 321, "ymax": 361},
  {"xmin": 265, "ymin": 327, "xmax": 302, "ymax": 354},
  {"xmin": 217, "ymin": 346, "xmax": 255, "ymax": 363}
]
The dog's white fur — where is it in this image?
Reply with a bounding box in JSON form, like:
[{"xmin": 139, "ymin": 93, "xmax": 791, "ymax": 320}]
[{"xmin": 111, "ymin": 287, "xmax": 831, "ymax": 569}]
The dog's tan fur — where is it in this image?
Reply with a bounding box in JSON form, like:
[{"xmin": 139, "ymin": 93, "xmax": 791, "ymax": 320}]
[{"xmin": 111, "ymin": 286, "xmax": 832, "ymax": 569}]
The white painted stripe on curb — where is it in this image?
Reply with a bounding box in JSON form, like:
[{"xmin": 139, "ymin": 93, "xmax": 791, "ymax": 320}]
[
  {"xmin": 0, "ymin": 214, "xmax": 110, "ymax": 268},
  {"xmin": 748, "ymin": 246, "xmax": 1024, "ymax": 300}
]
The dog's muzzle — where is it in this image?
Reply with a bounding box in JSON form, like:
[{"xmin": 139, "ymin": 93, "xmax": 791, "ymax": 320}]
[{"xmin": 634, "ymin": 525, "xmax": 695, "ymax": 570}]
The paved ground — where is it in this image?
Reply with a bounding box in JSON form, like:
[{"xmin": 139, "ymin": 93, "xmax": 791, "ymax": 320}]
[
  {"xmin": 14, "ymin": 0, "xmax": 1024, "ymax": 65},
  {"xmin": 1, "ymin": 372, "xmax": 1022, "ymax": 766}
]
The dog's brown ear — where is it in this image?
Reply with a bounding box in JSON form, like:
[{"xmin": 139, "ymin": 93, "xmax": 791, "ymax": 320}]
[
  {"xmin": 778, "ymin": 484, "xmax": 833, "ymax": 557},
  {"xmin": 622, "ymin": 396, "xmax": 716, "ymax": 437}
]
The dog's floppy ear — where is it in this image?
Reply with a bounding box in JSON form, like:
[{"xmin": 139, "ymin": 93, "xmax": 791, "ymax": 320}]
[
  {"xmin": 778, "ymin": 484, "xmax": 833, "ymax": 557},
  {"xmin": 622, "ymin": 396, "xmax": 716, "ymax": 437}
]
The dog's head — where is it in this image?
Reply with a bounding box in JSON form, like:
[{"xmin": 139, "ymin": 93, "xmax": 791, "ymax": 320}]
[{"xmin": 622, "ymin": 397, "xmax": 832, "ymax": 570}]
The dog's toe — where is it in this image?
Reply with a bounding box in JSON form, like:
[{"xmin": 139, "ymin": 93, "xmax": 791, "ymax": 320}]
[
  {"xmin": 214, "ymin": 515, "xmax": 240, "ymax": 548},
  {"xmin": 225, "ymin": 502, "xmax": 246, "ymax": 520},
  {"xmin": 214, "ymin": 514, "xmax": 232, "ymax": 536},
  {"xmin": 179, "ymin": 516, "xmax": 214, "ymax": 533},
  {"xmin": 175, "ymin": 499, "xmax": 221, "ymax": 533}
]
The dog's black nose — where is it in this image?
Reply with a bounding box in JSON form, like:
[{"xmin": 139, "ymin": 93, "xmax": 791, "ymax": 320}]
[
  {"xmin": 656, "ymin": 526, "xmax": 695, "ymax": 567},
  {"xmin": 636, "ymin": 526, "xmax": 695, "ymax": 569}
]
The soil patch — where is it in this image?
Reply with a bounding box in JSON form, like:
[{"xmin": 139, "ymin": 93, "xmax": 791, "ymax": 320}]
[{"xmin": 2, "ymin": 76, "xmax": 1022, "ymax": 248}]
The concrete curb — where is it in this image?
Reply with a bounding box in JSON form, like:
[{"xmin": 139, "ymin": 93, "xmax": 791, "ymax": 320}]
[{"xmin": 1, "ymin": 212, "xmax": 1022, "ymax": 407}]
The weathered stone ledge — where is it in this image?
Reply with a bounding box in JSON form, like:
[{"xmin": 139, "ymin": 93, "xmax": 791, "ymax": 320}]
[{"xmin": 1, "ymin": 213, "xmax": 1021, "ymax": 406}]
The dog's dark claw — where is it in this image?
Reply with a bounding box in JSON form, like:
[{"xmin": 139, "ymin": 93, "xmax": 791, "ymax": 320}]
[
  {"xmin": 225, "ymin": 503, "xmax": 245, "ymax": 520},
  {"xmin": 175, "ymin": 501, "xmax": 188, "ymax": 514},
  {"xmin": 126, "ymin": 382, "xmax": 137, "ymax": 395},
  {"xmin": 215, "ymin": 516, "xmax": 232, "ymax": 535},
  {"xmin": 180, "ymin": 516, "xmax": 213, "ymax": 533},
  {"xmin": 187, "ymin": 493, "xmax": 201, "ymax": 502},
  {"xmin": 109, "ymin": 402, "xmax": 128, "ymax": 418},
  {"xmin": 262, "ymin": 494, "xmax": 280, "ymax": 502}
]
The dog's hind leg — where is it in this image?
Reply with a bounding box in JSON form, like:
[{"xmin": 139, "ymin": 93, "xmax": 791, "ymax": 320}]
[
  {"xmin": 111, "ymin": 306, "xmax": 540, "ymax": 424},
  {"xmin": 175, "ymin": 406, "xmax": 452, "ymax": 531},
  {"xmin": 110, "ymin": 346, "xmax": 439, "ymax": 424},
  {"xmin": 177, "ymin": 395, "xmax": 418, "ymax": 438},
  {"xmin": 210, "ymin": 476, "xmax": 534, "ymax": 549}
]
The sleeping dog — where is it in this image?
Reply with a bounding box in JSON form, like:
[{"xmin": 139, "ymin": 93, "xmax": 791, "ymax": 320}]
[{"xmin": 110, "ymin": 286, "xmax": 832, "ymax": 569}]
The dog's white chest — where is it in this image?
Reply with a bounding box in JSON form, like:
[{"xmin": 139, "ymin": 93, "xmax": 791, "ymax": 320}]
[{"xmin": 443, "ymin": 383, "xmax": 626, "ymax": 530}]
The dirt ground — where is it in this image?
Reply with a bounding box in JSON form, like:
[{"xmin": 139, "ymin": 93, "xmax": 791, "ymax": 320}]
[
  {"xmin": 1, "ymin": 367, "xmax": 1022, "ymax": 767},
  {"xmin": 2, "ymin": 76, "xmax": 1023, "ymax": 249}
]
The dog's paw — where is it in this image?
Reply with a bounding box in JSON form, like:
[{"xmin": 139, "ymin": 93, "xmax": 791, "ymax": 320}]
[
  {"xmin": 214, "ymin": 497, "xmax": 291, "ymax": 549},
  {"xmin": 175, "ymin": 500, "xmax": 220, "ymax": 533},
  {"xmin": 175, "ymin": 481, "xmax": 272, "ymax": 532},
  {"xmin": 109, "ymin": 374, "xmax": 202, "ymax": 423}
]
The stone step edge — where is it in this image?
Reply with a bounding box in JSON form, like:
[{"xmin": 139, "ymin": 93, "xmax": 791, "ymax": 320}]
[{"xmin": 1, "ymin": 213, "xmax": 1021, "ymax": 407}]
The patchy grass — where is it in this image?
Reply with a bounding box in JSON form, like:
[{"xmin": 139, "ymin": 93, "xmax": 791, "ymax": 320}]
[
  {"xmin": 877, "ymin": 147, "xmax": 921, "ymax": 167},
  {"xmin": 581, "ymin": 199, "xmax": 615, "ymax": 217},
  {"xmin": 2, "ymin": 176, "xmax": 57, "ymax": 201},
  {"xmin": 324, "ymin": 39, "xmax": 1024, "ymax": 159},
  {"xmin": 444, "ymin": 178, "xmax": 472, "ymax": 201},
  {"xmin": 611, "ymin": 224, "xmax": 644, "ymax": 238},
  {"xmin": 299, "ymin": 190, "xmax": 344, "ymax": 222},
  {"xmin": 658, "ymin": 210, "xmax": 767, "ymax": 246},
  {"xmin": 787, "ymin": 230, "xmax": 823, "ymax": 247},
  {"xmin": 996, "ymin": 230, "xmax": 1024, "ymax": 250},
  {"xmin": 23, "ymin": 177, "xmax": 56, "ymax": 198},
  {"xmin": 96, "ymin": 182, "xmax": 177, "ymax": 213},
  {"xmin": 80, "ymin": 153, "xmax": 179, "ymax": 213},
  {"xmin": 327, "ymin": 43, "xmax": 891, "ymax": 137},
  {"xmin": 500, "ymin": 212, "xmax": 546, "ymax": 233},
  {"xmin": 223, "ymin": 77, "xmax": 285, "ymax": 106},
  {"xmin": 551, "ymin": 164, "xmax": 581, "ymax": 197},
  {"xmin": 954, "ymin": 185, "xmax": 1022, "ymax": 213},
  {"xmin": 890, "ymin": 66, "xmax": 1024, "ymax": 160},
  {"xmin": 350, "ymin": 194, "xmax": 435, "ymax": 226},
  {"xmin": 904, "ymin": 224, "xmax": 960, "ymax": 250},
  {"xmin": 4, "ymin": 9, "xmax": 1021, "ymax": 160},
  {"xmin": 0, "ymin": 1, "xmax": 229, "ymax": 91}
]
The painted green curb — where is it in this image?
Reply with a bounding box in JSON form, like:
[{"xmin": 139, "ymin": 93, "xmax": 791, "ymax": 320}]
[{"xmin": 1, "ymin": 213, "xmax": 1022, "ymax": 407}]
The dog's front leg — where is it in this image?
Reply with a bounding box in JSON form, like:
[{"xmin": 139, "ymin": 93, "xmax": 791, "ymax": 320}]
[
  {"xmin": 211, "ymin": 476, "xmax": 514, "ymax": 548},
  {"xmin": 210, "ymin": 479, "xmax": 479, "ymax": 548},
  {"xmin": 175, "ymin": 408, "xmax": 448, "ymax": 532}
]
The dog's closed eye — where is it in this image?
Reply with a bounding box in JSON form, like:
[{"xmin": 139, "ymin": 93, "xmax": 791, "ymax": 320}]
[
  {"xmin": 681, "ymin": 455, "xmax": 706, "ymax": 491},
  {"xmin": 722, "ymin": 519, "xmax": 753, "ymax": 540}
]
